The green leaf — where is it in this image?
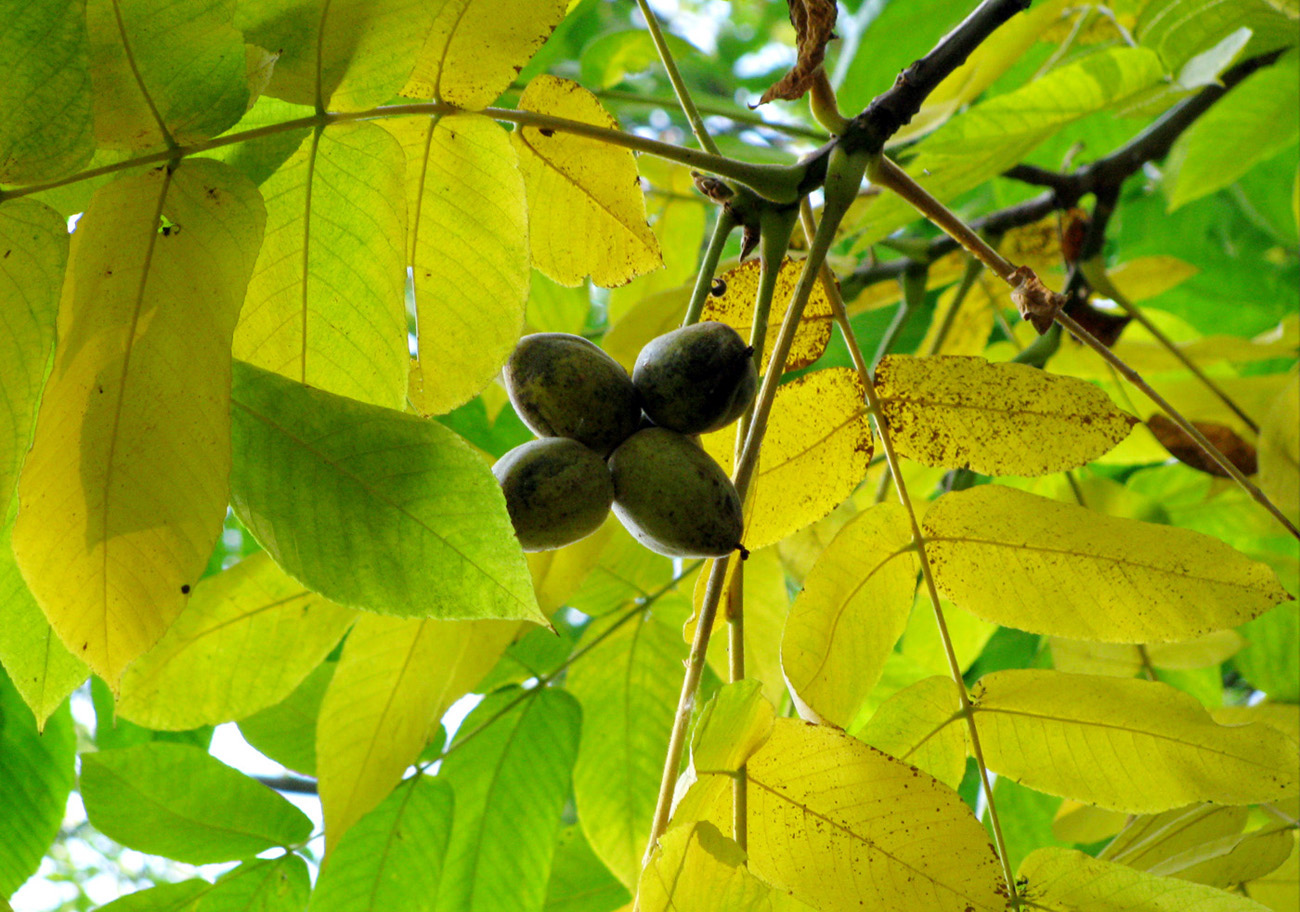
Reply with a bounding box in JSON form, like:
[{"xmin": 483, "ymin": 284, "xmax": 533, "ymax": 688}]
[
  {"xmin": 235, "ymin": 122, "xmax": 410, "ymax": 410},
  {"xmin": 1237, "ymin": 602, "xmax": 1300, "ymax": 702},
  {"xmin": 236, "ymin": 0, "xmax": 436, "ymax": 111},
  {"xmin": 0, "ymin": 663, "xmax": 75, "ymax": 896},
  {"xmin": 1166, "ymin": 55, "xmax": 1300, "ymax": 211},
  {"xmin": 923, "ymin": 485, "xmax": 1293, "ymax": 643},
  {"xmin": 875, "ymin": 355, "xmax": 1138, "ymax": 475},
  {"xmin": 116, "ymin": 552, "xmax": 357, "ymax": 730},
  {"xmin": 857, "ymin": 676, "xmax": 967, "ymax": 791},
  {"xmin": 95, "ymin": 855, "xmax": 311, "ymax": 911},
  {"xmin": 87, "ymin": 0, "xmax": 252, "ymax": 150},
  {"xmin": 972, "ymin": 669, "xmax": 1299, "ymax": 813},
  {"xmin": 1020, "ymin": 847, "xmax": 1276, "ymax": 911},
  {"xmin": 230, "ymin": 360, "xmax": 543, "ymax": 623},
  {"xmin": 310, "ymin": 776, "xmax": 454, "ymax": 912},
  {"xmin": 0, "ymin": 0, "xmax": 92, "ymax": 182},
  {"xmin": 545, "ymin": 825, "xmax": 631, "ymax": 912},
  {"xmin": 435, "ymin": 688, "xmax": 582, "ymax": 912},
  {"xmin": 781, "ymin": 503, "xmax": 918, "ymax": 728},
  {"xmin": 568, "ymin": 610, "xmax": 687, "ymax": 886},
  {"xmin": 238, "ymin": 659, "xmax": 335, "ymax": 776},
  {"xmin": 386, "ymin": 113, "xmax": 529, "ymax": 417},
  {"xmin": 80, "ymin": 742, "xmax": 312, "ymax": 864},
  {"xmin": 1138, "ymin": 0, "xmax": 1299, "ymax": 73}
]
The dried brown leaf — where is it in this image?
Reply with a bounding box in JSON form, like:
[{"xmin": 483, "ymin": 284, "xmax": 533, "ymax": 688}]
[{"xmin": 758, "ymin": 0, "xmax": 838, "ymax": 106}]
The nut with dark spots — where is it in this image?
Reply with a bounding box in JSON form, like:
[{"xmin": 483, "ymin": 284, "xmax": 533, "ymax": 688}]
[
  {"xmin": 633, "ymin": 321, "xmax": 758, "ymax": 435},
  {"xmin": 493, "ymin": 437, "xmax": 614, "ymax": 552}
]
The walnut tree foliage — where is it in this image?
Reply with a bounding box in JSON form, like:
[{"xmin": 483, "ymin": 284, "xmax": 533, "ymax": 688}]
[{"xmin": 1, "ymin": 0, "xmax": 1298, "ymax": 910}]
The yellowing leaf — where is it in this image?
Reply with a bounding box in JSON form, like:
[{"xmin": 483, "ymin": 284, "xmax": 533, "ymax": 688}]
[
  {"xmin": 317, "ymin": 613, "xmax": 518, "ymax": 848},
  {"xmin": 116, "ymin": 553, "xmax": 357, "ymax": 730},
  {"xmin": 1020, "ymin": 847, "xmax": 1276, "ymax": 912},
  {"xmin": 781, "ymin": 503, "xmax": 917, "ymax": 728},
  {"xmin": 235, "ymin": 122, "xmax": 409, "ymax": 410},
  {"xmin": 919, "ymin": 273, "xmax": 999, "ymax": 357},
  {"xmin": 87, "ymin": 0, "xmax": 251, "ymax": 151},
  {"xmin": 512, "ymin": 75, "xmax": 662, "ymax": 288},
  {"xmin": 402, "ymin": 0, "xmax": 567, "ymax": 109},
  {"xmin": 875, "ymin": 355, "xmax": 1137, "ymax": 475},
  {"xmin": 13, "ymin": 160, "xmax": 266, "ymax": 684},
  {"xmin": 237, "ymin": 0, "xmax": 435, "ymax": 112},
  {"xmin": 385, "ymin": 114, "xmax": 528, "ymax": 417},
  {"xmin": 973, "ymin": 669, "xmax": 1299, "ymax": 813},
  {"xmin": 923, "ymin": 485, "xmax": 1292, "ymax": 643},
  {"xmin": 527, "ymin": 521, "xmax": 615, "ymax": 616},
  {"xmin": 700, "ymin": 258, "xmax": 834, "ymax": 373},
  {"xmin": 847, "ymin": 251, "xmax": 967, "ymax": 314},
  {"xmin": 1258, "ymin": 376, "xmax": 1300, "ymax": 527},
  {"xmin": 1050, "ymin": 630, "xmax": 1245, "ymax": 677},
  {"xmin": 702, "ymin": 548, "xmax": 790, "ymax": 707},
  {"xmin": 685, "ymin": 719, "xmax": 1006, "ymax": 912},
  {"xmin": 603, "ymin": 284, "xmax": 690, "ymax": 371},
  {"xmin": 704, "ymin": 368, "xmax": 873, "ymax": 551},
  {"xmin": 1100, "ymin": 805, "xmax": 1250, "ymax": 867},
  {"xmin": 1246, "ymin": 832, "xmax": 1298, "ymax": 912},
  {"xmin": 856, "ymin": 676, "xmax": 968, "ymax": 790},
  {"xmin": 1106, "ymin": 256, "xmax": 1200, "ymax": 303},
  {"xmin": 638, "ymin": 822, "xmax": 776, "ymax": 912},
  {"xmin": 690, "ymin": 681, "xmax": 775, "ymax": 773}
]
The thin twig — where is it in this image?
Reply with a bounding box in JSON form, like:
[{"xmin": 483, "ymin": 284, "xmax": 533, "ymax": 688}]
[{"xmin": 633, "ymin": 0, "xmax": 721, "ymax": 156}]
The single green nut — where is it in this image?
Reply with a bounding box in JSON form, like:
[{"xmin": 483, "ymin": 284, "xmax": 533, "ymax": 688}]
[
  {"xmin": 608, "ymin": 427, "xmax": 743, "ymax": 558},
  {"xmin": 493, "ymin": 437, "xmax": 614, "ymax": 552},
  {"xmin": 633, "ymin": 321, "xmax": 758, "ymax": 435},
  {"xmin": 505, "ymin": 333, "xmax": 641, "ymax": 456}
]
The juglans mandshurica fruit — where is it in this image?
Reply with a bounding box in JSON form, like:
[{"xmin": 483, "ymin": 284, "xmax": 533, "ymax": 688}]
[
  {"xmin": 632, "ymin": 321, "xmax": 757, "ymax": 434},
  {"xmin": 493, "ymin": 437, "xmax": 614, "ymax": 552}
]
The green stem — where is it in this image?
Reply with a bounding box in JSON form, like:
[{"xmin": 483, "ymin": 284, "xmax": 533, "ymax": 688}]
[
  {"xmin": 684, "ymin": 208, "xmax": 738, "ymax": 326},
  {"xmin": 750, "ymin": 206, "xmax": 800, "ymax": 370},
  {"xmin": 593, "ymin": 88, "xmax": 827, "ymax": 139},
  {"xmin": 633, "ymin": 0, "xmax": 721, "ymax": 156}
]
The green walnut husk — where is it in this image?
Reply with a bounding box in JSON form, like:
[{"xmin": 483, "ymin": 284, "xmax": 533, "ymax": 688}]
[
  {"xmin": 505, "ymin": 333, "xmax": 641, "ymax": 456},
  {"xmin": 608, "ymin": 427, "xmax": 743, "ymax": 558},
  {"xmin": 493, "ymin": 437, "xmax": 614, "ymax": 552},
  {"xmin": 633, "ymin": 321, "xmax": 758, "ymax": 435}
]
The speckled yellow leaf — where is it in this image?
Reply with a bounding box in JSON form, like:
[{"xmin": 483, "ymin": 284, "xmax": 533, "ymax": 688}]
[
  {"xmin": 1021, "ymin": 847, "xmax": 1278, "ymax": 912},
  {"xmin": 700, "ymin": 258, "xmax": 834, "ymax": 373},
  {"xmin": 387, "ymin": 114, "xmax": 528, "ymax": 416},
  {"xmin": 703, "ymin": 368, "xmax": 873, "ymax": 552},
  {"xmin": 512, "ymin": 75, "xmax": 662, "ymax": 288},
  {"xmin": 924, "ymin": 485, "xmax": 1292, "ymax": 643},
  {"xmin": 12, "ymin": 160, "xmax": 265, "ymax": 684},
  {"xmin": 781, "ymin": 503, "xmax": 917, "ymax": 728},
  {"xmin": 402, "ymin": 0, "xmax": 567, "ymax": 108},
  {"xmin": 857, "ymin": 676, "xmax": 968, "ymax": 790},
  {"xmin": 973, "ymin": 670, "xmax": 1299, "ymax": 813},
  {"xmin": 116, "ymin": 554, "xmax": 357, "ymax": 730},
  {"xmin": 638, "ymin": 822, "xmax": 776, "ymax": 912},
  {"xmin": 317, "ymin": 613, "xmax": 518, "ymax": 849},
  {"xmin": 875, "ymin": 355, "xmax": 1138, "ymax": 476}
]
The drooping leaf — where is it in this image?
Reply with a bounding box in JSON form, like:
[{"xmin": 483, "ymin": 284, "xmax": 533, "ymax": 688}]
[
  {"xmin": 923, "ymin": 484, "xmax": 1293, "ymax": 643},
  {"xmin": 757, "ymin": 0, "xmax": 836, "ymax": 105},
  {"xmin": 87, "ymin": 0, "xmax": 252, "ymax": 150},
  {"xmin": 639, "ymin": 821, "xmax": 777, "ymax": 912},
  {"xmin": 856, "ymin": 675, "xmax": 967, "ymax": 790},
  {"xmin": 875, "ymin": 354, "xmax": 1137, "ymax": 475},
  {"xmin": 0, "ymin": 665, "xmax": 75, "ymax": 896},
  {"xmin": 0, "ymin": 0, "xmax": 93, "ymax": 182},
  {"xmin": 309, "ymin": 776, "xmax": 454, "ymax": 912},
  {"xmin": 80, "ymin": 742, "xmax": 313, "ymax": 864},
  {"xmin": 781, "ymin": 503, "xmax": 918, "ymax": 728},
  {"xmin": 12, "ymin": 159, "xmax": 266, "ymax": 684},
  {"xmin": 316, "ymin": 613, "xmax": 517, "ymax": 847},
  {"xmin": 235, "ymin": 122, "xmax": 409, "ymax": 410},
  {"xmin": 435, "ymin": 688, "xmax": 581, "ymax": 912},
  {"xmin": 386, "ymin": 114, "xmax": 529, "ymax": 417},
  {"xmin": 569, "ymin": 609, "xmax": 687, "ymax": 886},
  {"xmin": 402, "ymin": 0, "xmax": 568, "ymax": 109},
  {"xmin": 238, "ymin": 658, "xmax": 334, "ymax": 777},
  {"xmin": 703, "ymin": 368, "xmax": 874, "ymax": 552},
  {"xmin": 230, "ymin": 361, "xmax": 543, "ymax": 623},
  {"xmin": 545, "ymin": 825, "xmax": 632, "ymax": 912},
  {"xmin": 116, "ymin": 553, "xmax": 357, "ymax": 730},
  {"xmin": 512, "ymin": 75, "xmax": 662, "ymax": 288},
  {"xmin": 236, "ymin": 0, "xmax": 435, "ymax": 111},
  {"xmin": 1100, "ymin": 805, "xmax": 1251, "ymax": 867},
  {"xmin": 699, "ymin": 258, "xmax": 834, "ymax": 373},
  {"xmin": 1020, "ymin": 847, "xmax": 1276, "ymax": 912},
  {"xmin": 972, "ymin": 669, "xmax": 1299, "ymax": 813}
]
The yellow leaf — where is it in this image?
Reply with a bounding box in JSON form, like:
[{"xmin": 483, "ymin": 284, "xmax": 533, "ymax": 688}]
[
  {"xmin": 972, "ymin": 669, "xmax": 1299, "ymax": 813},
  {"xmin": 235, "ymin": 122, "xmax": 409, "ymax": 410},
  {"xmin": 527, "ymin": 521, "xmax": 615, "ymax": 616},
  {"xmin": 1100, "ymin": 805, "xmax": 1250, "ymax": 867},
  {"xmin": 1052, "ymin": 801, "xmax": 1128, "ymax": 844},
  {"xmin": 681, "ymin": 719, "xmax": 1006, "ymax": 912},
  {"xmin": 1258, "ymin": 375, "xmax": 1300, "ymax": 527},
  {"xmin": 385, "ymin": 114, "xmax": 528, "ymax": 416},
  {"xmin": 512, "ymin": 75, "xmax": 662, "ymax": 288},
  {"xmin": 923, "ymin": 485, "xmax": 1292, "ymax": 643},
  {"xmin": 703, "ymin": 368, "xmax": 874, "ymax": 551},
  {"xmin": 638, "ymin": 821, "xmax": 776, "ymax": 912},
  {"xmin": 699, "ymin": 258, "xmax": 834, "ymax": 373},
  {"xmin": 567, "ymin": 516, "xmax": 677, "ymax": 618},
  {"xmin": 875, "ymin": 355, "xmax": 1138, "ymax": 475},
  {"xmin": 1246, "ymin": 832, "xmax": 1297, "ymax": 912},
  {"xmin": 919, "ymin": 273, "xmax": 999, "ymax": 357},
  {"xmin": 847, "ymin": 251, "xmax": 966, "ymax": 313},
  {"xmin": 1020, "ymin": 847, "xmax": 1276, "ymax": 912},
  {"xmin": 401, "ymin": 0, "xmax": 568, "ymax": 109},
  {"xmin": 1050, "ymin": 630, "xmax": 1245, "ymax": 677},
  {"xmin": 603, "ymin": 284, "xmax": 690, "ymax": 372},
  {"xmin": 317, "ymin": 613, "xmax": 517, "ymax": 849},
  {"xmin": 899, "ymin": 592, "xmax": 997, "ymax": 678},
  {"xmin": 116, "ymin": 553, "xmax": 357, "ymax": 730},
  {"xmin": 13, "ymin": 160, "xmax": 265, "ymax": 684},
  {"xmin": 856, "ymin": 676, "xmax": 968, "ymax": 790},
  {"xmin": 1106, "ymin": 256, "xmax": 1200, "ymax": 302},
  {"xmin": 702, "ymin": 548, "xmax": 790, "ymax": 707},
  {"xmin": 690, "ymin": 681, "xmax": 775, "ymax": 773},
  {"xmin": 781, "ymin": 503, "xmax": 918, "ymax": 728}
]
